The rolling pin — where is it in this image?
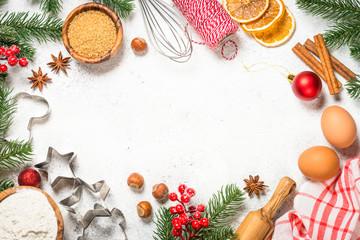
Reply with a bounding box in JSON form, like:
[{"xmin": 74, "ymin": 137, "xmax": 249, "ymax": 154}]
[{"xmin": 235, "ymin": 177, "xmax": 296, "ymax": 240}]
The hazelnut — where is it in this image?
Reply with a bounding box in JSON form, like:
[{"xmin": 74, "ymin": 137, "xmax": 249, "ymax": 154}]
[
  {"xmin": 127, "ymin": 173, "xmax": 144, "ymax": 189},
  {"xmin": 152, "ymin": 183, "xmax": 169, "ymax": 201},
  {"xmin": 137, "ymin": 201, "xmax": 152, "ymax": 218},
  {"xmin": 131, "ymin": 37, "xmax": 147, "ymax": 55}
]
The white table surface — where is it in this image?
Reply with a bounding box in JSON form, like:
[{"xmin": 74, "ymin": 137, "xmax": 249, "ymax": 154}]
[{"xmin": 2, "ymin": 0, "xmax": 360, "ymax": 239}]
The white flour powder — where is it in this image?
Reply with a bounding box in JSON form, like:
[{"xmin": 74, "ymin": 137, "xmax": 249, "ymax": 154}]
[{"xmin": 0, "ymin": 189, "xmax": 58, "ymax": 240}]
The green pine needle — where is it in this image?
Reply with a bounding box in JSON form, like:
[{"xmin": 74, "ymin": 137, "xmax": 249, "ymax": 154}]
[
  {"xmin": 0, "ymin": 73, "xmax": 8, "ymax": 82},
  {"xmin": 0, "ymin": 139, "xmax": 33, "ymax": 170},
  {"xmin": 0, "ymin": 26, "xmax": 17, "ymax": 43},
  {"xmin": 0, "ymin": 11, "xmax": 63, "ymax": 43},
  {"xmin": 350, "ymin": 43, "xmax": 360, "ymax": 60},
  {"xmin": 345, "ymin": 77, "xmax": 360, "ymax": 99},
  {"xmin": 153, "ymin": 207, "xmax": 176, "ymax": 240},
  {"xmin": 93, "ymin": 0, "xmax": 135, "ymax": 18},
  {"xmin": 0, "ymin": 83, "xmax": 16, "ymax": 138},
  {"xmin": 40, "ymin": 0, "xmax": 63, "ymax": 15},
  {"xmin": 296, "ymin": 0, "xmax": 360, "ymax": 21},
  {"xmin": 201, "ymin": 226, "xmax": 238, "ymax": 240},
  {"xmin": 324, "ymin": 21, "xmax": 360, "ymax": 48},
  {"xmin": 204, "ymin": 184, "xmax": 246, "ymax": 228},
  {"xmin": 0, "ymin": 178, "xmax": 14, "ymax": 192},
  {"xmin": 0, "ymin": 0, "xmax": 7, "ymax": 5}
]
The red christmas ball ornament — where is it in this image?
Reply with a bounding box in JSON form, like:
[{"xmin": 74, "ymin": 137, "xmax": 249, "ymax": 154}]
[
  {"xmin": 18, "ymin": 168, "xmax": 41, "ymax": 187},
  {"xmin": 291, "ymin": 71, "xmax": 322, "ymax": 101}
]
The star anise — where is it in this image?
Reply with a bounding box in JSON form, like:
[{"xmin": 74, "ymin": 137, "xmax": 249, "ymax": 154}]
[
  {"xmin": 28, "ymin": 67, "xmax": 52, "ymax": 92},
  {"xmin": 47, "ymin": 51, "xmax": 71, "ymax": 75},
  {"xmin": 243, "ymin": 175, "xmax": 268, "ymax": 198}
]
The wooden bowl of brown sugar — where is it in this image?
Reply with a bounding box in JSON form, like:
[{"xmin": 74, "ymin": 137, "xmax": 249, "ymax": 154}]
[{"xmin": 62, "ymin": 3, "xmax": 123, "ymax": 64}]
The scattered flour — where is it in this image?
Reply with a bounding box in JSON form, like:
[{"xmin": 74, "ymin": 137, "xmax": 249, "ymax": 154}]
[{"xmin": 0, "ymin": 189, "xmax": 58, "ymax": 240}]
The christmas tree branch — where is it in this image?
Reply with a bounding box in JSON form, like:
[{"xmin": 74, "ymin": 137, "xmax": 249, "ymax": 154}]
[
  {"xmin": 350, "ymin": 43, "xmax": 360, "ymax": 60},
  {"xmin": 204, "ymin": 184, "xmax": 245, "ymax": 228},
  {"xmin": 153, "ymin": 207, "xmax": 176, "ymax": 240},
  {"xmin": 201, "ymin": 226, "xmax": 237, "ymax": 240},
  {"xmin": 40, "ymin": 0, "xmax": 63, "ymax": 15},
  {"xmin": 0, "ymin": 139, "xmax": 33, "ymax": 170},
  {"xmin": 0, "ymin": 178, "xmax": 14, "ymax": 192},
  {"xmin": 0, "ymin": 12, "xmax": 63, "ymax": 43},
  {"xmin": 93, "ymin": 0, "xmax": 135, "ymax": 18},
  {"xmin": 0, "ymin": 82, "xmax": 16, "ymax": 138},
  {"xmin": 324, "ymin": 21, "xmax": 360, "ymax": 48},
  {"xmin": 345, "ymin": 77, "xmax": 360, "ymax": 99},
  {"xmin": 0, "ymin": 0, "xmax": 7, "ymax": 5},
  {"xmin": 296, "ymin": 0, "xmax": 360, "ymax": 21},
  {"xmin": 0, "ymin": 73, "xmax": 8, "ymax": 82}
]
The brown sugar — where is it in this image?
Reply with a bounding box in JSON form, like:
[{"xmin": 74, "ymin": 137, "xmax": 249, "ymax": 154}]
[{"xmin": 68, "ymin": 10, "xmax": 116, "ymax": 58}]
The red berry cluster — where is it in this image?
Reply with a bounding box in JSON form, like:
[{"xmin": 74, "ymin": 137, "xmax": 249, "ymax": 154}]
[
  {"xmin": 0, "ymin": 45, "xmax": 28, "ymax": 73},
  {"xmin": 169, "ymin": 184, "xmax": 209, "ymax": 239}
]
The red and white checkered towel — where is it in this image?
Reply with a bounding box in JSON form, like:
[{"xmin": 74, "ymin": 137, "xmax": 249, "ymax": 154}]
[{"xmin": 272, "ymin": 158, "xmax": 360, "ymax": 240}]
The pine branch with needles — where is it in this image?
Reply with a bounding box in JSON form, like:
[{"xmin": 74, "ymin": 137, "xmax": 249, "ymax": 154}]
[
  {"xmin": 0, "ymin": 178, "xmax": 14, "ymax": 192},
  {"xmin": 40, "ymin": 0, "xmax": 63, "ymax": 15},
  {"xmin": 93, "ymin": 0, "xmax": 135, "ymax": 18}
]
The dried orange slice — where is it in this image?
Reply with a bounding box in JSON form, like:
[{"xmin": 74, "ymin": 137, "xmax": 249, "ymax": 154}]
[
  {"xmin": 240, "ymin": 0, "xmax": 285, "ymax": 33},
  {"xmin": 252, "ymin": 7, "xmax": 295, "ymax": 47},
  {"xmin": 223, "ymin": 0, "xmax": 270, "ymax": 23}
]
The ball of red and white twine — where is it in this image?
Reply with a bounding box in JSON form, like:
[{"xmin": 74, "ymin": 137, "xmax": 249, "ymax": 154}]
[{"xmin": 172, "ymin": 0, "xmax": 239, "ymax": 60}]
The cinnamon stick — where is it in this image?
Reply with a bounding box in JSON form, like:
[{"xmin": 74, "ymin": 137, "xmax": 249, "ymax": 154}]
[
  {"xmin": 314, "ymin": 34, "xmax": 339, "ymax": 94},
  {"xmin": 292, "ymin": 43, "xmax": 342, "ymax": 94},
  {"xmin": 304, "ymin": 39, "xmax": 356, "ymax": 80}
]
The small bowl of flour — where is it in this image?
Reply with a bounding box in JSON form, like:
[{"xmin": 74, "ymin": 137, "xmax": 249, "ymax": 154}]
[{"xmin": 0, "ymin": 186, "xmax": 63, "ymax": 240}]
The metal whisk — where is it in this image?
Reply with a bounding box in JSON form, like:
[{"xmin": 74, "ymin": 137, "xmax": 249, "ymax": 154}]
[{"xmin": 139, "ymin": 0, "xmax": 193, "ymax": 62}]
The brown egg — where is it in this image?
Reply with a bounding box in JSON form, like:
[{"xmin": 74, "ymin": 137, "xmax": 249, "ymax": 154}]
[
  {"xmin": 321, "ymin": 106, "xmax": 357, "ymax": 148},
  {"xmin": 298, "ymin": 146, "xmax": 340, "ymax": 181}
]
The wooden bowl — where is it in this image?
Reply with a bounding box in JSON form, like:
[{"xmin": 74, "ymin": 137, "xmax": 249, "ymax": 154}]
[
  {"xmin": 0, "ymin": 186, "xmax": 64, "ymax": 240},
  {"xmin": 62, "ymin": 3, "xmax": 123, "ymax": 64}
]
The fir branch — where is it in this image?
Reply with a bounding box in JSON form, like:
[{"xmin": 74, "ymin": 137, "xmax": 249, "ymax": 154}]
[
  {"xmin": 345, "ymin": 77, "xmax": 360, "ymax": 99},
  {"xmin": 0, "ymin": 83, "xmax": 16, "ymax": 138},
  {"xmin": 350, "ymin": 43, "xmax": 360, "ymax": 60},
  {"xmin": 0, "ymin": 26, "xmax": 17, "ymax": 43},
  {"xmin": 204, "ymin": 184, "xmax": 246, "ymax": 228},
  {"xmin": 0, "ymin": 12, "xmax": 63, "ymax": 43},
  {"xmin": 0, "ymin": 73, "xmax": 8, "ymax": 82},
  {"xmin": 153, "ymin": 207, "xmax": 176, "ymax": 240},
  {"xmin": 40, "ymin": 0, "xmax": 63, "ymax": 15},
  {"xmin": 296, "ymin": 0, "xmax": 360, "ymax": 21},
  {"xmin": 0, "ymin": 178, "xmax": 14, "ymax": 192},
  {"xmin": 0, "ymin": 0, "xmax": 7, "ymax": 6},
  {"xmin": 0, "ymin": 139, "xmax": 32, "ymax": 170},
  {"xmin": 93, "ymin": 0, "xmax": 135, "ymax": 18},
  {"xmin": 201, "ymin": 226, "xmax": 237, "ymax": 240},
  {"xmin": 324, "ymin": 21, "xmax": 360, "ymax": 48}
]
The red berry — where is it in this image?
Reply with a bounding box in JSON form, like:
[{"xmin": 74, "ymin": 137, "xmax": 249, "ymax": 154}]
[
  {"xmin": 172, "ymin": 228, "xmax": 181, "ymax": 236},
  {"xmin": 197, "ymin": 204, "xmax": 205, "ymax": 212},
  {"xmin": 170, "ymin": 206, "xmax": 177, "ymax": 214},
  {"xmin": 189, "ymin": 216, "xmax": 194, "ymax": 222},
  {"xmin": 5, "ymin": 49, "xmax": 14, "ymax": 57},
  {"xmin": 188, "ymin": 205, "xmax": 196, "ymax": 211},
  {"xmin": 18, "ymin": 58, "xmax": 28, "ymax": 67},
  {"xmin": 200, "ymin": 218, "xmax": 209, "ymax": 227},
  {"xmin": 8, "ymin": 56, "xmax": 18, "ymax": 66},
  {"xmin": 186, "ymin": 188, "xmax": 195, "ymax": 197},
  {"xmin": 172, "ymin": 218, "xmax": 180, "ymax": 226},
  {"xmin": 191, "ymin": 220, "xmax": 201, "ymax": 230},
  {"xmin": 10, "ymin": 45, "xmax": 20, "ymax": 55},
  {"xmin": 179, "ymin": 213, "xmax": 188, "ymax": 225},
  {"xmin": 178, "ymin": 184, "xmax": 187, "ymax": 194},
  {"xmin": 173, "ymin": 222, "xmax": 182, "ymax": 231},
  {"xmin": 194, "ymin": 211, "xmax": 201, "ymax": 219},
  {"xmin": 0, "ymin": 47, "xmax": 6, "ymax": 56},
  {"xmin": 18, "ymin": 168, "xmax": 41, "ymax": 187},
  {"xmin": 176, "ymin": 204, "xmax": 184, "ymax": 214},
  {"xmin": 169, "ymin": 192, "xmax": 178, "ymax": 201},
  {"xmin": 181, "ymin": 194, "xmax": 191, "ymax": 203},
  {"xmin": 0, "ymin": 65, "xmax": 7, "ymax": 73}
]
